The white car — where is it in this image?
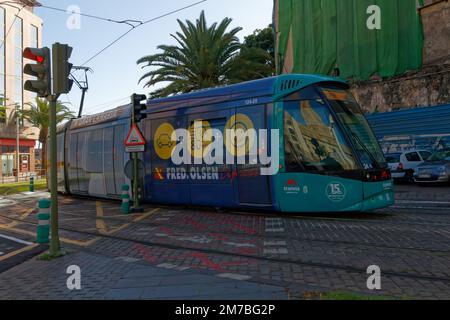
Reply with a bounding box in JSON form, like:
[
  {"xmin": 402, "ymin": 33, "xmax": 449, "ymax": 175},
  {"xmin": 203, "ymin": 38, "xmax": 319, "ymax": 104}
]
[{"xmin": 385, "ymin": 150, "xmax": 432, "ymax": 183}]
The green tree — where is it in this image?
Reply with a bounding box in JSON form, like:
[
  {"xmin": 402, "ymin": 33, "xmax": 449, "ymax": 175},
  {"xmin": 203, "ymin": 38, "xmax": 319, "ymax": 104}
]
[
  {"xmin": 0, "ymin": 95, "xmax": 7, "ymax": 121},
  {"xmin": 21, "ymin": 98, "xmax": 75, "ymax": 170},
  {"xmin": 243, "ymin": 24, "xmax": 275, "ymax": 58},
  {"xmin": 137, "ymin": 11, "xmax": 274, "ymax": 98}
]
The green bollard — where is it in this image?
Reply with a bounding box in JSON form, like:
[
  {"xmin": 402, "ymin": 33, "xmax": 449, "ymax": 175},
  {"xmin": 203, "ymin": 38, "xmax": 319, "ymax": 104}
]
[
  {"xmin": 121, "ymin": 185, "xmax": 130, "ymax": 215},
  {"xmin": 29, "ymin": 176, "xmax": 35, "ymax": 193},
  {"xmin": 37, "ymin": 199, "xmax": 51, "ymax": 244}
]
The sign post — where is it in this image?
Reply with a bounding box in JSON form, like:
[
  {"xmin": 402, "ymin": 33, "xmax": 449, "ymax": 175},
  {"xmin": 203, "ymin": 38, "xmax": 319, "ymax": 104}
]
[{"xmin": 125, "ymin": 123, "xmax": 146, "ymax": 213}]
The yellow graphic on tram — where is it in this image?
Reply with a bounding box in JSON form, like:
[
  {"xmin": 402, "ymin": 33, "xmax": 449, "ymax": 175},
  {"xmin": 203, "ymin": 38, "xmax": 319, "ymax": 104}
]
[
  {"xmin": 154, "ymin": 122, "xmax": 176, "ymax": 160},
  {"xmin": 188, "ymin": 120, "xmax": 213, "ymax": 159},
  {"xmin": 225, "ymin": 114, "xmax": 255, "ymax": 157}
]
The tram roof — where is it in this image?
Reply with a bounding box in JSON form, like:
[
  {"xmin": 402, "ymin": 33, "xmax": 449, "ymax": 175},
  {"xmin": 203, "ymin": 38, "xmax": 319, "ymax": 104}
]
[
  {"xmin": 144, "ymin": 74, "xmax": 346, "ymax": 113},
  {"xmin": 69, "ymin": 104, "xmax": 132, "ymax": 130}
]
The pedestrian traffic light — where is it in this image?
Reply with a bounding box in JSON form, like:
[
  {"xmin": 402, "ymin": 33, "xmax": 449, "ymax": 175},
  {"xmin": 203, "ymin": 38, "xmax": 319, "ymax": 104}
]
[
  {"xmin": 52, "ymin": 43, "xmax": 74, "ymax": 94},
  {"xmin": 132, "ymin": 94, "xmax": 147, "ymax": 123},
  {"xmin": 23, "ymin": 47, "xmax": 51, "ymax": 98}
]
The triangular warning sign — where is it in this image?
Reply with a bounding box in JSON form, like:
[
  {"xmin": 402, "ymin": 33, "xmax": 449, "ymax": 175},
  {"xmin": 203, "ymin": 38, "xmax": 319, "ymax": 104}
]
[{"xmin": 125, "ymin": 124, "xmax": 146, "ymax": 146}]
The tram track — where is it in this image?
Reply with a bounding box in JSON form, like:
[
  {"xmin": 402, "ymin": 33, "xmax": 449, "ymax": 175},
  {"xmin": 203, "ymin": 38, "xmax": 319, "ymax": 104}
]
[
  {"xmin": 0, "ymin": 201, "xmax": 450, "ymax": 255},
  {"xmin": 2, "ymin": 210, "xmax": 450, "ymax": 285},
  {"xmin": 2, "ymin": 200, "xmax": 450, "ymax": 255}
]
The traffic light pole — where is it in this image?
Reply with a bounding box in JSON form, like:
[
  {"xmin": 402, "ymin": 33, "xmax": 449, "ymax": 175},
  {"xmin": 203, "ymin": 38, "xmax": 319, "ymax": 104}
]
[
  {"xmin": 49, "ymin": 94, "xmax": 62, "ymax": 257},
  {"xmin": 130, "ymin": 103, "xmax": 143, "ymax": 213}
]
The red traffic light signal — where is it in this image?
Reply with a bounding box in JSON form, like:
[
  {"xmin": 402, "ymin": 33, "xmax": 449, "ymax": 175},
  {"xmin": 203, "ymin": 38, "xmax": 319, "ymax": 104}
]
[
  {"xmin": 24, "ymin": 47, "xmax": 46, "ymax": 63},
  {"xmin": 23, "ymin": 47, "xmax": 51, "ymax": 98}
]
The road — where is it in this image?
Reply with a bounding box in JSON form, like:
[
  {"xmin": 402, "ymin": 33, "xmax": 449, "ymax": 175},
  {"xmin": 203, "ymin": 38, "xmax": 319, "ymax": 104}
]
[{"xmin": 0, "ymin": 185, "xmax": 449, "ymax": 300}]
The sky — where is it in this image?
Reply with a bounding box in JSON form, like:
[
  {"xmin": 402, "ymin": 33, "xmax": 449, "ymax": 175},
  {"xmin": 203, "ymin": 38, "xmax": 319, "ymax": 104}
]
[{"xmin": 34, "ymin": 0, "xmax": 274, "ymax": 116}]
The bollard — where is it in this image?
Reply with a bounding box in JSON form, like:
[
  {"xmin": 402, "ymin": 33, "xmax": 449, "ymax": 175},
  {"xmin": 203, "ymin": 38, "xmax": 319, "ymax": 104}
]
[
  {"xmin": 121, "ymin": 185, "xmax": 130, "ymax": 215},
  {"xmin": 37, "ymin": 199, "xmax": 51, "ymax": 244},
  {"xmin": 29, "ymin": 176, "xmax": 35, "ymax": 193}
]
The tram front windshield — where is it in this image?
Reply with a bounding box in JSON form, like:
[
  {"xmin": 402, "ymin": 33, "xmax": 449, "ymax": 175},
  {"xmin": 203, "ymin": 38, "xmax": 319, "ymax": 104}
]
[
  {"xmin": 321, "ymin": 87, "xmax": 387, "ymax": 170},
  {"xmin": 283, "ymin": 85, "xmax": 387, "ymax": 175}
]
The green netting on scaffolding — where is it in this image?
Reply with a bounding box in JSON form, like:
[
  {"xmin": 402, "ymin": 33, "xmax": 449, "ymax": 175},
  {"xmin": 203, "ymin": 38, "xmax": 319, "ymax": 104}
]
[{"xmin": 276, "ymin": 0, "xmax": 424, "ymax": 80}]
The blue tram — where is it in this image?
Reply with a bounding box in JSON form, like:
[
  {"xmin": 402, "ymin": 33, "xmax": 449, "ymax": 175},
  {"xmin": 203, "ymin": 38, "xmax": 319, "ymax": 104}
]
[{"xmin": 54, "ymin": 74, "xmax": 394, "ymax": 212}]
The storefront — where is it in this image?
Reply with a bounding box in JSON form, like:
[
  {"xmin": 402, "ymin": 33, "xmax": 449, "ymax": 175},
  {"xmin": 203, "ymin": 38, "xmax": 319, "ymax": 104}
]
[{"xmin": 0, "ymin": 138, "xmax": 36, "ymax": 178}]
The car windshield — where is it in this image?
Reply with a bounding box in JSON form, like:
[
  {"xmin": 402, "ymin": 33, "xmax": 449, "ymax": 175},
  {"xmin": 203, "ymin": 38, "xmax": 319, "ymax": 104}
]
[
  {"xmin": 322, "ymin": 87, "xmax": 387, "ymax": 169},
  {"xmin": 385, "ymin": 154, "xmax": 401, "ymax": 163},
  {"xmin": 428, "ymin": 150, "xmax": 450, "ymax": 162}
]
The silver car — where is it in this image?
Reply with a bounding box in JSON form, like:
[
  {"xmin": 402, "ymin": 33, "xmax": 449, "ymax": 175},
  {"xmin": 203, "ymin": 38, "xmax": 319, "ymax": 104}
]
[{"xmin": 415, "ymin": 148, "xmax": 450, "ymax": 186}]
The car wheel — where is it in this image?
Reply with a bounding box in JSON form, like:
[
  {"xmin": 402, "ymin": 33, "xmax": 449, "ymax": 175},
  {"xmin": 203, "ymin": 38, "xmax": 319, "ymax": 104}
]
[{"xmin": 405, "ymin": 171, "xmax": 415, "ymax": 184}]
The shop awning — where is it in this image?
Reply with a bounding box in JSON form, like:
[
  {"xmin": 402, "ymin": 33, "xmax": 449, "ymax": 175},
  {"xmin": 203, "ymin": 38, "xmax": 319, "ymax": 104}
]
[{"xmin": 0, "ymin": 138, "xmax": 36, "ymax": 147}]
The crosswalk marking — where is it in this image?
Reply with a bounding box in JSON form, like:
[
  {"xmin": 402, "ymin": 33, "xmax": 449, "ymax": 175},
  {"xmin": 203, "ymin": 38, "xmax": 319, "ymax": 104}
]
[
  {"xmin": 216, "ymin": 273, "xmax": 251, "ymax": 281},
  {"xmin": 265, "ymin": 217, "xmax": 285, "ymax": 232}
]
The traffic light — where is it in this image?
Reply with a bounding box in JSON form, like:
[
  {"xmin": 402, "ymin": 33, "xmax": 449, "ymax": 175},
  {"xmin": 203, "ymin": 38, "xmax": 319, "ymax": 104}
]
[
  {"xmin": 132, "ymin": 94, "xmax": 147, "ymax": 123},
  {"xmin": 23, "ymin": 47, "xmax": 51, "ymax": 97},
  {"xmin": 52, "ymin": 43, "xmax": 74, "ymax": 94}
]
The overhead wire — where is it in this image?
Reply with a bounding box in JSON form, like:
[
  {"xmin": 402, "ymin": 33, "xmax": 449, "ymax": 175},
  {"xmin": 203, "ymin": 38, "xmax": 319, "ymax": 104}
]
[{"xmin": 80, "ymin": 0, "xmax": 207, "ymax": 66}]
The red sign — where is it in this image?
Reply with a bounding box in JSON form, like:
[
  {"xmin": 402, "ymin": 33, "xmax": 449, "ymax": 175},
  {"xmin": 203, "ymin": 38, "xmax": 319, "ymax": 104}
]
[{"xmin": 125, "ymin": 124, "xmax": 146, "ymax": 147}]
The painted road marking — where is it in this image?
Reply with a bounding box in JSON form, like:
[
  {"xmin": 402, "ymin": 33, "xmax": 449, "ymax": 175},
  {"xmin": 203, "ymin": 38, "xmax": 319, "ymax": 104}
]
[
  {"xmin": 157, "ymin": 263, "xmax": 191, "ymax": 271},
  {"xmin": 0, "ymin": 233, "xmax": 33, "ymax": 245},
  {"xmin": 223, "ymin": 242, "xmax": 256, "ymax": 248},
  {"xmin": 265, "ymin": 217, "xmax": 285, "ymax": 233},
  {"xmin": 0, "ymin": 244, "xmax": 38, "ymax": 262},
  {"xmin": 263, "ymin": 248, "xmax": 289, "ymax": 254},
  {"xmin": 0, "ymin": 208, "xmax": 35, "ymax": 229},
  {"xmin": 264, "ymin": 241, "xmax": 287, "ymax": 246},
  {"xmin": 263, "ymin": 240, "xmax": 288, "ymax": 255},
  {"xmin": 216, "ymin": 273, "xmax": 251, "ymax": 281},
  {"xmin": 0, "ymin": 198, "xmax": 17, "ymax": 208},
  {"xmin": 115, "ymin": 256, "xmax": 141, "ymax": 263}
]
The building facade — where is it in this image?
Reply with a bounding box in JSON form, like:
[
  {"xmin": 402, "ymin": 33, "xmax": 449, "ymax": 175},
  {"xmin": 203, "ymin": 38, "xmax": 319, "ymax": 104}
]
[{"xmin": 0, "ymin": 0, "xmax": 42, "ymax": 179}]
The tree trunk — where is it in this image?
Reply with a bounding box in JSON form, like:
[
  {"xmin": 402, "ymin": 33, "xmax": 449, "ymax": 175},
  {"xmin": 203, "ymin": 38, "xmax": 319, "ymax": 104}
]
[
  {"xmin": 41, "ymin": 141, "xmax": 47, "ymax": 173},
  {"xmin": 39, "ymin": 127, "xmax": 48, "ymax": 173}
]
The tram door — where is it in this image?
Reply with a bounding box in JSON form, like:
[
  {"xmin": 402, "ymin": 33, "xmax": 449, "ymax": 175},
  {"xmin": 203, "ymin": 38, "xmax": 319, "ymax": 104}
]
[
  {"xmin": 234, "ymin": 105, "xmax": 272, "ymax": 206},
  {"xmin": 104, "ymin": 126, "xmax": 116, "ymax": 196}
]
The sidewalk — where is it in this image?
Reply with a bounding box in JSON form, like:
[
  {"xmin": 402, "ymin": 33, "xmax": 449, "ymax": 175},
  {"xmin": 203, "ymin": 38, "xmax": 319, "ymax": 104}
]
[{"xmin": 0, "ymin": 250, "xmax": 289, "ymax": 300}]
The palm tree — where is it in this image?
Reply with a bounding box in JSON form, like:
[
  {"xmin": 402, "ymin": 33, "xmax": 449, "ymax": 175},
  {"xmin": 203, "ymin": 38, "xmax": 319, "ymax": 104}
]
[
  {"xmin": 137, "ymin": 11, "xmax": 274, "ymax": 98},
  {"xmin": 0, "ymin": 95, "xmax": 6, "ymax": 121},
  {"xmin": 21, "ymin": 98, "xmax": 75, "ymax": 171}
]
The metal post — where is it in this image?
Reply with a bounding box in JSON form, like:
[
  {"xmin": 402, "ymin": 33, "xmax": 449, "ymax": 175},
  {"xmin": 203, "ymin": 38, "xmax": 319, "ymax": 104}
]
[
  {"xmin": 133, "ymin": 152, "xmax": 139, "ymax": 208},
  {"xmin": 49, "ymin": 95, "xmax": 61, "ymax": 256},
  {"xmin": 16, "ymin": 104, "xmax": 20, "ymax": 182},
  {"xmin": 130, "ymin": 94, "xmax": 143, "ymax": 213}
]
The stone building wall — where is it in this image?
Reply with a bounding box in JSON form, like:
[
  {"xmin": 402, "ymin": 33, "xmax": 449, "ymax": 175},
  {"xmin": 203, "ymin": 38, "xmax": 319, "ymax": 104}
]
[{"xmin": 352, "ymin": 62, "xmax": 450, "ymax": 113}]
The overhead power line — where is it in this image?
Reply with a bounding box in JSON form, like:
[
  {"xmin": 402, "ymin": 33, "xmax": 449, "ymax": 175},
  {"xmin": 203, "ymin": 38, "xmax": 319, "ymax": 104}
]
[
  {"xmin": 37, "ymin": 4, "xmax": 144, "ymax": 27},
  {"xmin": 0, "ymin": 2, "xmax": 25, "ymax": 51},
  {"xmin": 80, "ymin": 0, "xmax": 208, "ymax": 66}
]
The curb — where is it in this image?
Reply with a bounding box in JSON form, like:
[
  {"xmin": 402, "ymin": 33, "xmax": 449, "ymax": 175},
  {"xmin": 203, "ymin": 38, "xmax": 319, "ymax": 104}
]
[{"xmin": 0, "ymin": 244, "xmax": 48, "ymax": 274}]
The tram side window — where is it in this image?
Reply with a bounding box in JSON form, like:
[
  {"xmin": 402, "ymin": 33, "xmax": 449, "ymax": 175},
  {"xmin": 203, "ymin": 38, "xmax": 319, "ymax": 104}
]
[
  {"xmin": 86, "ymin": 129, "xmax": 103, "ymax": 173},
  {"xmin": 284, "ymin": 100, "xmax": 357, "ymax": 173}
]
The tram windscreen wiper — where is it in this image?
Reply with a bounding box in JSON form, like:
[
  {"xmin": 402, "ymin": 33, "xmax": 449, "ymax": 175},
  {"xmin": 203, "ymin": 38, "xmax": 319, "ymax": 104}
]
[{"xmin": 350, "ymin": 132, "xmax": 381, "ymax": 170}]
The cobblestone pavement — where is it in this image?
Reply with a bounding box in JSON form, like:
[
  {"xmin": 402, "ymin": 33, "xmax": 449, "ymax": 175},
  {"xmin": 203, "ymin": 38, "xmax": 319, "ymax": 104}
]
[{"xmin": 0, "ymin": 186, "xmax": 450, "ymax": 300}]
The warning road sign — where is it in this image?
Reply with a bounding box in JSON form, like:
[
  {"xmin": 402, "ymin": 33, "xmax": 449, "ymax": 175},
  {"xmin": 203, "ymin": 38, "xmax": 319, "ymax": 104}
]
[{"xmin": 125, "ymin": 124, "xmax": 146, "ymax": 152}]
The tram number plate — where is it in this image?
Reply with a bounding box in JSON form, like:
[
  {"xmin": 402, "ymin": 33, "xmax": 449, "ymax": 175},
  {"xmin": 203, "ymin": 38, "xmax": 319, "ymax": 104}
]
[{"xmin": 419, "ymin": 174, "xmax": 431, "ymax": 179}]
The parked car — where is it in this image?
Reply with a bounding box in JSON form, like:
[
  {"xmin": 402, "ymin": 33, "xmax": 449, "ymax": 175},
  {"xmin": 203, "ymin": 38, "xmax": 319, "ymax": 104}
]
[
  {"xmin": 415, "ymin": 148, "xmax": 450, "ymax": 186},
  {"xmin": 385, "ymin": 150, "xmax": 432, "ymax": 183}
]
